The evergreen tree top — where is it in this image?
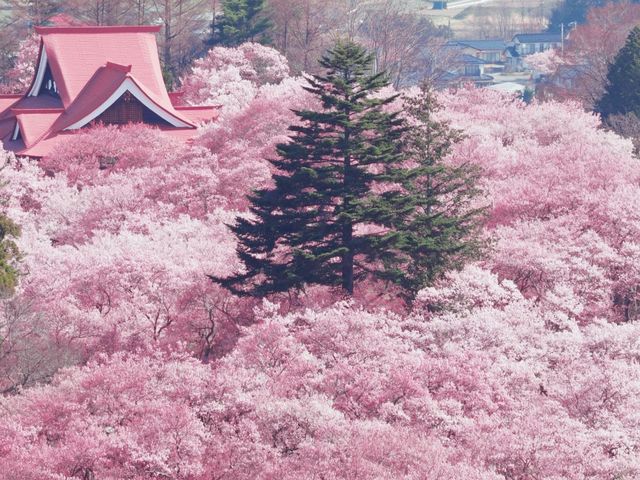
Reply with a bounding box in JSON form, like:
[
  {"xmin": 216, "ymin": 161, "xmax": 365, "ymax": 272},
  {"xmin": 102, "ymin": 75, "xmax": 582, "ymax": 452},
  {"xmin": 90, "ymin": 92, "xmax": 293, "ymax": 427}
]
[
  {"xmin": 597, "ymin": 26, "xmax": 640, "ymax": 118},
  {"xmin": 212, "ymin": 40, "xmax": 483, "ymax": 301},
  {"xmin": 208, "ymin": 0, "xmax": 271, "ymax": 47}
]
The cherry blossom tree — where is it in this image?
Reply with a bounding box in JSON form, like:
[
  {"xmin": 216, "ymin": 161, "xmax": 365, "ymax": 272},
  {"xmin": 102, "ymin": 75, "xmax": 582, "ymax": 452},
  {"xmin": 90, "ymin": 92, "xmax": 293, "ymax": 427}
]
[
  {"xmin": 180, "ymin": 42, "xmax": 291, "ymax": 111},
  {"xmin": 0, "ymin": 41, "xmax": 639, "ymax": 479},
  {"xmin": 0, "ymin": 34, "xmax": 39, "ymax": 95},
  {"xmin": 2, "ymin": 286, "xmax": 639, "ymax": 478},
  {"xmin": 438, "ymin": 86, "xmax": 640, "ymax": 323},
  {"xmin": 538, "ymin": 2, "xmax": 640, "ymax": 109}
]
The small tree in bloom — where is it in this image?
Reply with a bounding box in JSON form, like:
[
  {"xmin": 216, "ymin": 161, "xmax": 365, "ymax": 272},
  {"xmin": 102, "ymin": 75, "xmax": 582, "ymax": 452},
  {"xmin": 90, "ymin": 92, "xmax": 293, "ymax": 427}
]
[
  {"xmin": 524, "ymin": 49, "xmax": 563, "ymax": 76},
  {"xmin": 180, "ymin": 42, "xmax": 290, "ymax": 111},
  {"xmin": 0, "ymin": 34, "xmax": 39, "ymax": 95}
]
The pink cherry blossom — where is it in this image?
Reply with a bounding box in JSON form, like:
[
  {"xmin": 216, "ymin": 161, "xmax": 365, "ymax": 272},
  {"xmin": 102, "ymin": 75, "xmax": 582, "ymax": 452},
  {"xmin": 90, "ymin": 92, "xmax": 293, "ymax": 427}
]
[{"xmin": 0, "ymin": 46, "xmax": 638, "ymax": 479}]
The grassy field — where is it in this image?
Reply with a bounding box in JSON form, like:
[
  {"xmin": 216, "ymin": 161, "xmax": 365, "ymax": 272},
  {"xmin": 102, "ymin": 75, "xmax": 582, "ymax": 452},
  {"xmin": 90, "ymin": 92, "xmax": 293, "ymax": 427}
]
[{"xmin": 402, "ymin": 0, "xmax": 562, "ymax": 38}]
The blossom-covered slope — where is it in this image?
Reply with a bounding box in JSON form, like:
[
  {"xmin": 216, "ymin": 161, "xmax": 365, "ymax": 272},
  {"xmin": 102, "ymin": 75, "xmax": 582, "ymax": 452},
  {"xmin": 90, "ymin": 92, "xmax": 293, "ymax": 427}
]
[{"xmin": 0, "ymin": 46, "xmax": 639, "ymax": 479}]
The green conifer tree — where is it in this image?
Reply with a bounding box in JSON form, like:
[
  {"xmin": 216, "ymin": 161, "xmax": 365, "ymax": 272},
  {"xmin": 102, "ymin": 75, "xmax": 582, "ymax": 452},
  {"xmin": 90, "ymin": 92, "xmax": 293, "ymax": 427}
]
[
  {"xmin": 547, "ymin": 0, "xmax": 600, "ymax": 32},
  {"xmin": 597, "ymin": 26, "xmax": 640, "ymax": 118},
  {"xmin": 389, "ymin": 84, "xmax": 486, "ymax": 298},
  {"xmin": 0, "ymin": 213, "xmax": 20, "ymax": 298},
  {"xmin": 213, "ymin": 41, "xmax": 485, "ymax": 299},
  {"xmin": 208, "ymin": 0, "xmax": 271, "ymax": 47}
]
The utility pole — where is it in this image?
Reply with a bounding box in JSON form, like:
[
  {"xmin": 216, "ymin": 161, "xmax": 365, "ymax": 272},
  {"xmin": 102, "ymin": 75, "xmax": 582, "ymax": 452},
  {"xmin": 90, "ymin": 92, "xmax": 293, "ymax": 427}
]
[{"xmin": 211, "ymin": 0, "xmax": 217, "ymax": 37}]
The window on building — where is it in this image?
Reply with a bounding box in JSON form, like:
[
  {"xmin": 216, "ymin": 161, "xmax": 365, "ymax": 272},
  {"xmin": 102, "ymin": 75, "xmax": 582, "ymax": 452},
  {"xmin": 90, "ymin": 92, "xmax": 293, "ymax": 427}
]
[
  {"xmin": 12, "ymin": 121, "xmax": 21, "ymax": 142},
  {"xmin": 39, "ymin": 64, "xmax": 59, "ymax": 97},
  {"xmin": 465, "ymin": 65, "xmax": 481, "ymax": 76}
]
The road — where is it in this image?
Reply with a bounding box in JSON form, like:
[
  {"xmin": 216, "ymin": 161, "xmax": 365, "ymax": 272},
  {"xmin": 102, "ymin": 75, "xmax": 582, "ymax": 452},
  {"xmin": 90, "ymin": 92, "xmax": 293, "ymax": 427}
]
[{"xmin": 445, "ymin": 0, "xmax": 495, "ymax": 9}]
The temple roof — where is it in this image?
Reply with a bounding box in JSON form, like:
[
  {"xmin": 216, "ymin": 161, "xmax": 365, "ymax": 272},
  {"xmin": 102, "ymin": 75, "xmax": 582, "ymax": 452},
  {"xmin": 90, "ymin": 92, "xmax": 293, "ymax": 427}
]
[
  {"xmin": 34, "ymin": 26, "xmax": 169, "ymax": 108},
  {"xmin": 1, "ymin": 25, "xmax": 219, "ymax": 158}
]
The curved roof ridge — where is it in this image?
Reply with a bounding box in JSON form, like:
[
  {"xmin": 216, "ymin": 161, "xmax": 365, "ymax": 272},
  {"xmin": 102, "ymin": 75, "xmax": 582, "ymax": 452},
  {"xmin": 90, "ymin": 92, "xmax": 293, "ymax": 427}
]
[
  {"xmin": 1, "ymin": 24, "xmax": 218, "ymax": 157},
  {"xmin": 11, "ymin": 108, "xmax": 65, "ymax": 114},
  {"xmin": 38, "ymin": 26, "xmax": 168, "ymax": 108},
  {"xmin": 47, "ymin": 67, "xmax": 195, "ymax": 134},
  {"xmin": 35, "ymin": 25, "xmax": 162, "ymax": 35}
]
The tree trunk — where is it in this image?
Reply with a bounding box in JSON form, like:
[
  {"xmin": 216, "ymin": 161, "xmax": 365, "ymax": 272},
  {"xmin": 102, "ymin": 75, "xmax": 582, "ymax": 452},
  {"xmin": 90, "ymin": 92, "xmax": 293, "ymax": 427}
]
[
  {"xmin": 164, "ymin": 0, "xmax": 173, "ymax": 74},
  {"xmin": 342, "ymin": 222, "xmax": 354, "ymax": 294},
  {"xmin": 342, "ymin": 125, "xmax": 354, "ymax": 295},
  {"xmin": 303, "ymin": 2, "xmax": 311, "ymax": 71},
  {"xmin": 211, "ymin": 0, "xmax": 217, "ymax": 38},
  {"xmin": 283, "ymin": 18, "xmax": 289, "ymax": 55},
  {"xmin": 137, "ymin": 0, "xmax": 146, "ymax": 24}
]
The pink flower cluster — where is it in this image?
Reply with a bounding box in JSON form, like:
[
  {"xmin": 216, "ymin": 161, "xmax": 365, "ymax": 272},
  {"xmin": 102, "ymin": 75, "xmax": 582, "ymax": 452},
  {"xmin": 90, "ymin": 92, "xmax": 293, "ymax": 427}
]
[
  {"xmin": 180, "ymin": 43, "xmax": 291, "ymax": 113},
  {"xmin": 0, "ymin": 47, "xmax": 638, "ymax": 479}
]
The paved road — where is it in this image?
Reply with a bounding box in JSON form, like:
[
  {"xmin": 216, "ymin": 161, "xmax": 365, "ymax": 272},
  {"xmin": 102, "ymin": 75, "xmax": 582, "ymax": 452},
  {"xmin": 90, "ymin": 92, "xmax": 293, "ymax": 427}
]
[{"xmin": 445, "ymin": 0, "xmax": 495, "ymax": 9}]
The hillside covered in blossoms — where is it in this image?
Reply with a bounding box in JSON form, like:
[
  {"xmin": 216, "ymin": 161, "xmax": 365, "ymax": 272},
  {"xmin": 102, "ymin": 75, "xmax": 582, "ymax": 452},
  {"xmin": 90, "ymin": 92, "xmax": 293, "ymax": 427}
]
[{"xmin": 0, "ymin": 32, "xmax": 639, "ymax": 480}]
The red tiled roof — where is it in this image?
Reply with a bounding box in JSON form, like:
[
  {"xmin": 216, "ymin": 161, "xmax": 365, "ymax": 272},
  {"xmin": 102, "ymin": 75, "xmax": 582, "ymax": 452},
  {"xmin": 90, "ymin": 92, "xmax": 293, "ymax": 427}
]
[
  {"xmin": 175, "ymin": 106, "xmax": 221, "ymax": 124},
  {"xmin": 0, "ymin": 95, "xmax": 22, "ymax": 116},
  {"xmin": 47, "ymin": 62, "xmax": 194, "ymax": 132},
  {"xmin": 0, "ymin": 96, "xmax": 63, "ymax": 124},
  {"xmin": 17, "ymin": 132, "xmax": 69, "ymax": 158},
  {"xmin": 35, "ymin": 26, "xmax": 168, "ymax": 109},
  {"xmin": 0, "ymin": 118, "xmax": 16, "ymax": 140},
  {"xmin": 1, "ymin": 25, "xmax": 218, "ymax": 158},
  {"xmin": 14, "ymin": 111, "xmax": 60, "ymax": 147}
]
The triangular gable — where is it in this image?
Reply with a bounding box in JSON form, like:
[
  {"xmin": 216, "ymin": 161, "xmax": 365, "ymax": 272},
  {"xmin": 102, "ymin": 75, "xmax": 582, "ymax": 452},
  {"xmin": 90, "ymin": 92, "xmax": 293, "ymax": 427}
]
[
  {"xmin": 34, "ymin": 26, "xmax": 168, "ymax": 110},
  {"xmin": 46, "ymin": 62, "xmax": 193, "ymax": 131},
  {"xmin": 27, "ymin": 43, "xmax": 52, "ymax": 97},
  {"xmin": 12, "ymin": 110, "xmax": 61, "ymax": 147},
  {"xmin": 63, "ymin": 77, "xmax": 193, "ymax": 130},
  {"xmin": 0, "ymin": 25, "xmax": 220, "ymax": 158}
]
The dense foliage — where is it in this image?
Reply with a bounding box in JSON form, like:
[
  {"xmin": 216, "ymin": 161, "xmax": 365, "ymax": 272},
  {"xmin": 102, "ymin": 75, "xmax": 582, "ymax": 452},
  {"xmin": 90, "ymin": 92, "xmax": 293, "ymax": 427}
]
[
  {"xmin": 537, "ymin": 2, "xmax": 640, "ymax": 110},
  {"xmin": 547, "ymin": 0, "xmax": 602, "ymax": 31},
  {"xmin": 0, "ymin": 34, "xmax": 39, "ymax": 95},
  {"xmin": 399, "ymin": 85, "xmax": 485, "ymax": 297},
  {"xmin": 217, "ymin": 42, "xmax": 483, "ymax": 299},
  {"xmin": 547, "ymin": 0, "xmax": 639, "ymax": 32},
  {"xmin": 0, "ymin": 43, "xmax": 639, "ymax": 479},
  {"xmin": 207, "ymin": 0, "xmax": 271, "ymax": 47},
  {"xmin": 180, "ymin": 42, "xmax": 290, "ymax": 112},
  {"xmin": 597, "ymin": 26, "xmax": 640, "ymax": 118}
]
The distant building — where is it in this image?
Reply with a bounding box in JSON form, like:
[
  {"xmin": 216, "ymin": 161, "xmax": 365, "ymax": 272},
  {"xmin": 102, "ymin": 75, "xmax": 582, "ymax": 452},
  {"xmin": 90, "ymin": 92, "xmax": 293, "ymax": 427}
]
[
  {"xmin": 436, "ymin": 54, "xmax": 494, "ymax": 88},
  {"xmin": 0, "ymin": 25, "xmax": 219, "ymax": 157},
  {"xmin": 460, "ymin": 54, "xmax": 486, "ymax": 77},
  {"xmin": 431, "ymin": 32, "xmax": 566, "ymax": 88},
  {"xmin": 445, "ymin": 39, "xmax": 508, "ymax": 64},
  {"xmin": 505, "ymin": 33, "xmax": 565, "ymax": 73},
  {"xmin": 512, "ymin": 33, "xmax": 563, "ymax": 56}
]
